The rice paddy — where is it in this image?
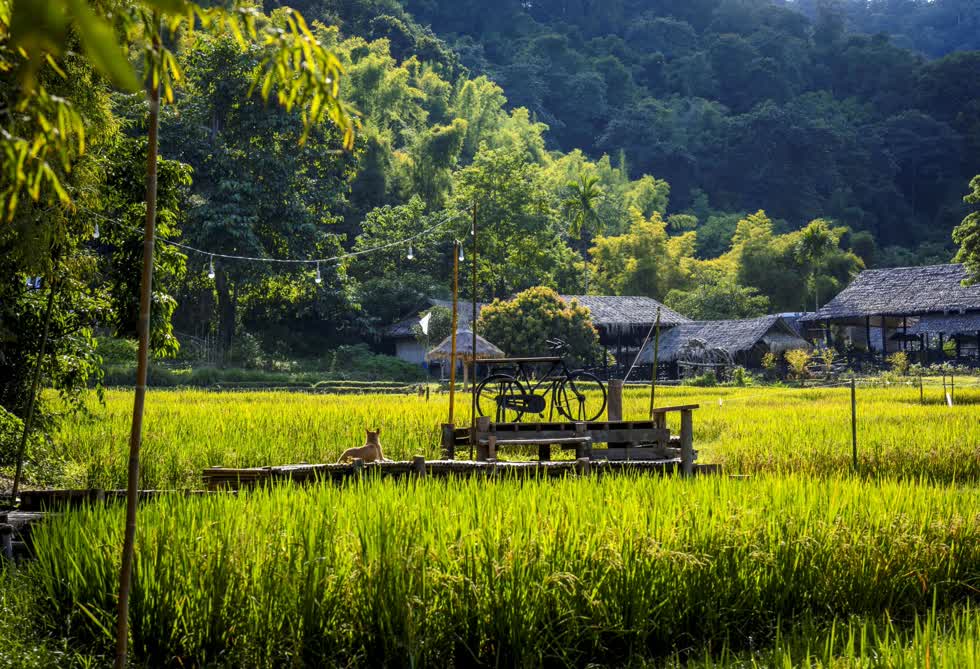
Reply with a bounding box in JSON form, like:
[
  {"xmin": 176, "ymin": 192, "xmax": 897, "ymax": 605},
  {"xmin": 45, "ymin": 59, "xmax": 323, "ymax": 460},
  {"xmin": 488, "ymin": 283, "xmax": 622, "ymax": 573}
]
[
  {"xmin": 3, "ymin": 380, "xmax": 980, "ymax": 667},
  {"xmin": 40, "ymin": 380, "xmax": 980, "ymax": 489}
]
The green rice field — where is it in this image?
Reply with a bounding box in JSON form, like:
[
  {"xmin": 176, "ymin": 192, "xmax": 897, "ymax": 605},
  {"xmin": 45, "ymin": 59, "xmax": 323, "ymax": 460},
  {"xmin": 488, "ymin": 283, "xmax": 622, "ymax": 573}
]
[
  {"xmin": 40, "ymin": 380, "xmax": 980, "ymax": 489},
  {"xmin": 3, "ymin": 381, "xmax": 980, "ymax": 667}
]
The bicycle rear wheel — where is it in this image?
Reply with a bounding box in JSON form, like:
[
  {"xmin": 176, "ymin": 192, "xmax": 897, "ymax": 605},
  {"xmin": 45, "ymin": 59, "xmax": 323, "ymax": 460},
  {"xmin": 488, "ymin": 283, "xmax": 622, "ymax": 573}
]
[
  {"xmin": 554, "ymin": 371, "xmax": 607, "ymax": 422},
  {"xmin": 476, "ymin": 374, "xmax": 528, "ymax": 423}
]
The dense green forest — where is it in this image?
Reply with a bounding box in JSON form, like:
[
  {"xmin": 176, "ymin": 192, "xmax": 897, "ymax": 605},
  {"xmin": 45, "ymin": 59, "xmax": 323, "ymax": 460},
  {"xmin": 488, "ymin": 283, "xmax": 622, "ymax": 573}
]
[{"xmin": 2, "ymin": 0, "xmax": 979, "ymax": 370}]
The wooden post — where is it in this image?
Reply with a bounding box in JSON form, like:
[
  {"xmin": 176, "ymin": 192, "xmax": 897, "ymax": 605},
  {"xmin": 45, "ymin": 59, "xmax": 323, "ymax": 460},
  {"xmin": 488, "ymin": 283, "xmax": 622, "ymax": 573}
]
[
  {"xmin": 880, "ymin": 317, "xmax": 888, "ymax": 360},
  {"xmin": 538, "ymin": 443, "xmax": 551, "ymax": 462},
  {"xmin": 950, "ymin": 375, "xmax": 954, "ymax": 405},
  {"xmin": 471, "ymin": 202, "xmax": 478, "ymax": 435},
  {"xmin": 850, "ymin": 378, "xmax": 857, "ymax": 471},
  {"xmin": 575, "ymin": 457, "xmax": 591, "ymax": 476},
  {"xmin": 607, "ymin": 379, "xmax": 623, "ymax": 421},
  {"xmin": 475, "ymin": 416, "xmax": 491, "ymax": 461},
  {"xmin": 441, "ymin": 423, "xmax": 456, "ymax": 460},
  {"xmin": 412, "ymin": 456, "xmax": 426, "ymax": 478},
  {"xmin": 919, "ymin": 374, "xmax": 924, "ymax": 405},
  {"xmin": 680, "ymin": 409, "xmax": 694, "ymax": 476},
  {"xmin": 448, "ymin": 241, "xmax": 459, "ymax": 424},
  {"xmin": 0, "ymin": 523, "xmax": 12, "ymax": 562},
  {"xmin": 487, "ymin": 435, "xmax": 497, "ymax": 461},
  {"xmin": 865, "ymin": 316, "xmax": 872, "ymax": 354},
  {"xmin": 649, "ymin": 308, "xmax": 662, "ymax": 417},
  {"xmin": 574, "ymin": 421, "xmax": 590, "ymax": 459}
]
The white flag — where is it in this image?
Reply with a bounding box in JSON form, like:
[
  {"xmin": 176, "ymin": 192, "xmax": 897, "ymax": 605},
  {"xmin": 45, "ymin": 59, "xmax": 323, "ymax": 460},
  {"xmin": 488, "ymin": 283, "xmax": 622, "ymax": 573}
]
[{"xmin": 419, "ymin": 312, "xmax": 432, "ymax": 335}]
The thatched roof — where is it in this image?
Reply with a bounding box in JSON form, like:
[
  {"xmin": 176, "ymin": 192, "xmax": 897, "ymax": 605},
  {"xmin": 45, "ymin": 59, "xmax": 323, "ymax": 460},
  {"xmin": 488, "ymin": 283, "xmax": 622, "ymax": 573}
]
[
  {"xmin": 426, "ymin": 329, "xmax": 505, "ymax": 361},
  {"xmin": 385, "ymin": 299, "xmax": 488, "ymax": 338},
  {"xmin": 385, "ymin": 294, "xmax": 689, "ymax": 338},
  {"xmin": 802, "ymin": 264, "xmax": 980, "ymax": 321},
  {"xmin": 559, "ymin": 295, "xmax": 690, "ymax": 329},
  {"xmin": 636, "ymin": 315, "xmax": 810, "ymax": 363},
  {"xmin": 905, "ymin": 312, "xmax": 980, "ymax": 336}
]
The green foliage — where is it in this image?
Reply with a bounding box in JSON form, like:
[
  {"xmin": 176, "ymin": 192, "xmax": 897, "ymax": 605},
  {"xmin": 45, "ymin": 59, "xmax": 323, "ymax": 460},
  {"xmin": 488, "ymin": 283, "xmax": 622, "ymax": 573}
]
[
  {"xmin": 477, "ymin": 287, "xmax": 601, "ymax": 365},
  {"xmin": 953, "ymin": 176, "xmax": 980, "ymax": 284},
  {"xmin": 666, "ymin": 265, "xmax": 770, "ymax": 321},
  {"xmin": 785, "ymin": 348, "xmax": 811, "ymax": 384},
  {"xmin": 888, "ymin": 351, "xmax": 911, "ymax": 377},
  {"xmin": 412, "ymin": 306, "xmax": 451, "ymax": 347}
]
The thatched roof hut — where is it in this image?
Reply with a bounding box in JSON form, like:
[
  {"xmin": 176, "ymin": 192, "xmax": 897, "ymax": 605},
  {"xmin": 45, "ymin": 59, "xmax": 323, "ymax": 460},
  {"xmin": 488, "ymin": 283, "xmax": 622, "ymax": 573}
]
[
  {"xmin": 427, "ymin": 329, "xmax": 504, "ymax": 387},
  {"xmin": 559, "ymin": 295, "xmax": 690, "ymax": 332},
  {"xmin": 801, "ymin": 264, "xmax": 980, "ymax": 321},
  {"xmin": 636, "ymin": 315, "xmax": 810, "ymax": 367},
  {"xmin": 799, "ymin": 264, "xmax": 980, "ymax": 357},
  {"xmin": 426, "ymin": 329, "xmax": 505, "ymax": 362}
]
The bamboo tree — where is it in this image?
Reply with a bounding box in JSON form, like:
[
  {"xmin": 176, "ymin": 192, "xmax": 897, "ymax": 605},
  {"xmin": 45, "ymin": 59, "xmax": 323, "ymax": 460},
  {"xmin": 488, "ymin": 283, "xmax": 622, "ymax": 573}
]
[{"xmin": 114, "ymin": 15, "xmax": 161, "ymax": 667}]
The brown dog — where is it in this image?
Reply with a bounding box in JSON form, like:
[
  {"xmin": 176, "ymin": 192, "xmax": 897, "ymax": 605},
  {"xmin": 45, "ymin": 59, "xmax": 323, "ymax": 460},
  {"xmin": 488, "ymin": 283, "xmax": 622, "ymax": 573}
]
[{"xmin": 337, "ymin": 428, "xmax": 388, "ymax": 463}]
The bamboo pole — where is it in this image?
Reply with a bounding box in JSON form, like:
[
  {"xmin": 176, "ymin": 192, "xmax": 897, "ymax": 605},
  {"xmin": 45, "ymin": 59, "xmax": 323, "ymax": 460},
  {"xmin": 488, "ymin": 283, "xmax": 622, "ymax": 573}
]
[
  {"xmin": 448, "ymin": 240, "xmax": 459, "ymax": 425},
  {"xmin": 116, "ymin": 17, "xmax": 161, "ymax": 668},
  {"xmin": 470, "ymin": 203, "xmax": 478, "ymax": 461},
  {"xmin": 11, "ymin": 280, "xmax": 57, "ymax": 500},
  {"xmin": 850, "ymin": 377, "xmax": 857, "ymax": 471},
  {"xmin": 648, "ymin": 308, "xmax": 662, "ymax": 418}
]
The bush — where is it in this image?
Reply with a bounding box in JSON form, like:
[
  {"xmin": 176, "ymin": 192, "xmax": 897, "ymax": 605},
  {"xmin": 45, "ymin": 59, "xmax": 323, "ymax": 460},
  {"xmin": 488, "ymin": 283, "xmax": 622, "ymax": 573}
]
[
  {"xmin": 96, "ymin": 337, "xmax": 138, "ymax": 365},
  {"xmin": 784, "ymin": 349, "xmax": 811, "ymax": 385},
  {"xmin": 477, "ymin": 287, "xmax": 602, "ymax": 365},
  {"xmin": 731, "ymin": 366, "xmax": 749, "ymax": 386},
  {"xmin": 688, "ymin": 371, "xmax": 718, "ymax": 387},
  {"xmin": 888, "ymin": 351, "xmax": 910, "ymax": 376}
]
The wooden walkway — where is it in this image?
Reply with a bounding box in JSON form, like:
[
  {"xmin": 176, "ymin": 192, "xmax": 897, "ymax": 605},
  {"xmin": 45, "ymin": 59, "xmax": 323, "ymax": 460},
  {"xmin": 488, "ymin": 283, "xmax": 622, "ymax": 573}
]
[{"xmin": 203, "ymin": 458, "xmax": 720, "ymax": 489}]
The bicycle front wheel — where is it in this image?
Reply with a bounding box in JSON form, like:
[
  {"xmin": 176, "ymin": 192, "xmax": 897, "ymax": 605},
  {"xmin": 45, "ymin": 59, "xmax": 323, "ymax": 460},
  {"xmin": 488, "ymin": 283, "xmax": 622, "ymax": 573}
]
[
  {"xmin": 554, "ymin": 371, "xmax": 607, "ymax": 422},
  {"xmin": 476, "ymin": 373, "xmax": 528, "ymax": 423}
]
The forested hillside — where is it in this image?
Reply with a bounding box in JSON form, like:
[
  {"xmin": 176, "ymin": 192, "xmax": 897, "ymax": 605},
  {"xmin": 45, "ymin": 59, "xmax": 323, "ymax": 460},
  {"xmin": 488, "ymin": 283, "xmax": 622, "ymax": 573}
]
[
  {"xmin": 388, "ymin": 0, "xmax": 978, "ymax": 249},
  {"xmin": 3, "ymin": 0, "xmax": 979, "ymax": 365}
]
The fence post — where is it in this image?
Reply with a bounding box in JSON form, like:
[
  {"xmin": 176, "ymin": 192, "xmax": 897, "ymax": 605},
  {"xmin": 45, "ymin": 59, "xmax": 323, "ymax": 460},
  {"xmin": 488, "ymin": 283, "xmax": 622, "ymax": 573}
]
[
  {"xmin": 680, "ymin": 409, "xmax": 694, "ymax": 476},
  {"xmin": 412, "ymin": 455, "xmax": 426, "ymax": 478},
  {"xmin": 919, "ymin": 374, "xmax": 923, "ymax": 405},
  {"xmin": 850, "ymin": 378, "xmax": 858, "ymax": 471},
  {"xmin": 608, "ymin": 379, "xmax": 623, "ymax": 421},
  {"xmin": 0, "ymin": 523, "xmax": 12, "ymax": 562},
  {"xmin": 951, "ymin": 375, "xmax": 955, "ymax": 405},
  {"xmin": 441, "ymin": 423, "xmax": 456, "ymax": 460}
]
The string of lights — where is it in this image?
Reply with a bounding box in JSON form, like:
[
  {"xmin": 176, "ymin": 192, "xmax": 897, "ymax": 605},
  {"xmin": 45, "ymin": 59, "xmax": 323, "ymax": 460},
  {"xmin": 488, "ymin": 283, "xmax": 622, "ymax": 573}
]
[{"xmin": 76, "ymin": 207, "xmax": 466, "ymax": 277}]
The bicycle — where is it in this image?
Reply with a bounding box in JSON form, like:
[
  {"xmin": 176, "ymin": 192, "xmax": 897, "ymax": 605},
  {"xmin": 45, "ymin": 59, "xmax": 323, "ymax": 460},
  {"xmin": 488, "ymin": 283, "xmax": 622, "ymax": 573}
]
[{"xmin": 475, "ymin": 339, "xmax": 607, "ymax": 423}]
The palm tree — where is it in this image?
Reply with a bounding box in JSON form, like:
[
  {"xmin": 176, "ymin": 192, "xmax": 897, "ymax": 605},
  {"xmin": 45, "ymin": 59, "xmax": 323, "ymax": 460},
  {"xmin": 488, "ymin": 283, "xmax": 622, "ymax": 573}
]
[{"xmin": 562, "ymin": 174, "xmax": 604, "ymax": 293}]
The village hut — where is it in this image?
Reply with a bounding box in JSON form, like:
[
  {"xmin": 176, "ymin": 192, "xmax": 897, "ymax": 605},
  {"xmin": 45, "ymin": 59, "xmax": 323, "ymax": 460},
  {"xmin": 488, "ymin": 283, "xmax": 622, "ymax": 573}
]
[
  {"xmin": 800, "ymin": 264, "xmax": 980, "ymax": 362},
  {"xmin": 636, "ymin": 315, "xmax": 811, "ymax": 375},
  {"xmin": 559, "ymin": 295, "xmax": 691, "ymax": 374},
  {"xmin": 426, "ymin": 329, "xmax": 505, "ymax": 387}
]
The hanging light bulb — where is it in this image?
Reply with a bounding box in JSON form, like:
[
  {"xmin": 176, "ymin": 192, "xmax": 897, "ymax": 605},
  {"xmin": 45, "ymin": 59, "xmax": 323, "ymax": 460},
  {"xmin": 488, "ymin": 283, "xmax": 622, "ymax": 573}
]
[
  {"xmin": 208, "ymin": 255, "xmax": 215, "ymax": 280},
  {"xmin": 93, "ymin": 222, "xmax": 100, "ymax": 239},
  {"xmin": 458, "ymin": 243, "xmax": 464, "ymax": 262},
  {"xmin": 407, "ymin": 242, "xmax": 415, "ymax": 260},
  {"xmin": 315, "ymin": 261, "xmax": 322, "ymax": 285}
]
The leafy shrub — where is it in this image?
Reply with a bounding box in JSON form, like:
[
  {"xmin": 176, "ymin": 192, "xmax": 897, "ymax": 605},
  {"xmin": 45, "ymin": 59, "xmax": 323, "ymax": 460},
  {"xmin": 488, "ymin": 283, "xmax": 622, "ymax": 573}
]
[
  {"xmin": 784, "ymin": 349, "xmax": 811, "ymax": 385},
  {"xmin": 477, "ymin": 287, "xmax": 602, "ymax": 365},
  {"xmin": 888, "ymin": 351, "xmax": 910, "ymax": 376},
  {"xmin": 96, "ymin": 337, "xmax": 138, "ymax": 365},
  {"xmin": 731, "ymin": 366, "xmax": 749, "ymax": 386},
  {"xmin": 688, "ymin": 372, "xmax": 718, "ymax": 387}
]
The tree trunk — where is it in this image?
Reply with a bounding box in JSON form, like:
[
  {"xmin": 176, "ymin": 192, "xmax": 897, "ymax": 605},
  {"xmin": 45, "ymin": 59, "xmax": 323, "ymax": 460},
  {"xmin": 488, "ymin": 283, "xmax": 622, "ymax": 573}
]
[
  {"xmin": 115, "ymin": 16, "xmax": 161, "ymax": 669},
  {"xmin": 11, "ymin": 281, "xmax": 57, "ymax": 500},
  {"xmin": 215, "ymin": 270, "xmax": 237, "ymax": 355}
]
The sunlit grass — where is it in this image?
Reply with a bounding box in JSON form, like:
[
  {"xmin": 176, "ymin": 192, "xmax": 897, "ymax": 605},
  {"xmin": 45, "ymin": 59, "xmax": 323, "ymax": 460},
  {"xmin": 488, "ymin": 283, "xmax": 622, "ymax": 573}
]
[
  {"xmin": 39, "ymin": 380, "xmax": 980, "ymax": 489},
  {"xmin": 25, "ymin": 474, "xmax": 980, "ymax": 666}
]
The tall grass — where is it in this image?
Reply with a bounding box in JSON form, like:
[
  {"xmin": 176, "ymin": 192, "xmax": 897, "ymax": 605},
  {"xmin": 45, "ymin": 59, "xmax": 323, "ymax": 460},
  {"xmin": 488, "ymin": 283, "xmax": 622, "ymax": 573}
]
[
  {"xmin": 40, "ymin": 382, "xmax": 980, "ymax": 489},
  {"xmin": 27, "ymin": 474, "xmax": 980, "ymax": 667}
]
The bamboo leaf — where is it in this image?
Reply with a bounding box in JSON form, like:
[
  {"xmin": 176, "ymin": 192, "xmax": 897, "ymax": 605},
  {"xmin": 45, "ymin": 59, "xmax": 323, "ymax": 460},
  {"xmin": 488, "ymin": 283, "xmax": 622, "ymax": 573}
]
[{"xmin": 67, "ymin": 0, "xmax": 139, "ymax": 91}]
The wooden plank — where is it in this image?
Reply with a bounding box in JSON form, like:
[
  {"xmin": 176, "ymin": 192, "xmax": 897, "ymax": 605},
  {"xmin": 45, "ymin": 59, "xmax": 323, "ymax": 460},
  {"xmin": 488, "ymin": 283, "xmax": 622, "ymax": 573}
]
[
  {"xmin": 478, "ymin": 437, "xmax": 591, "ymax": 446},
  {"xmin": 591, "ymin": 448, "xmax": 679, "ymax": 461},
  {"xmin": 475, "ymin": 427, "xmax": 669, "ymax": 445},
  {"xmin": 651, "ymin": 403, "xmax": 700, "ymax": 414}
]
